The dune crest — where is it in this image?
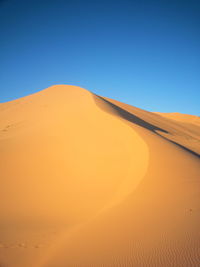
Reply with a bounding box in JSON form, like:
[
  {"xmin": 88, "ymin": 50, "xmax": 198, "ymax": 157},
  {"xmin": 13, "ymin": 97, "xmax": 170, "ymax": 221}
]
[{"xmin": 0, "ymin": 85, "xmax": 200, "ymax": 267}]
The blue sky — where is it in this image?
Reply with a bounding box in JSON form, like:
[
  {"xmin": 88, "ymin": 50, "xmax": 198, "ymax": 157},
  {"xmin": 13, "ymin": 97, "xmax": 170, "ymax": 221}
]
[{"xmin": 1, "ymin": 0, "xmax": 199, "ymax": 114}]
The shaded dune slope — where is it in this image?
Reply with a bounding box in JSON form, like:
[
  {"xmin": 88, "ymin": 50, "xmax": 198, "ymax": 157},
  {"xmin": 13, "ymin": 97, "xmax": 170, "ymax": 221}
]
[
  {"xmin": 0, "ymin": 85, "xmax": 200, "ymax": 267},
  {"xmin": 101, "ymin": 96, "xmax": 200, "ymax": 156}
]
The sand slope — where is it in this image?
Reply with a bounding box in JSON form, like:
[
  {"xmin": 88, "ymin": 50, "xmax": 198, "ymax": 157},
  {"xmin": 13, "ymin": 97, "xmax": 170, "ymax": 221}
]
[{"xmin": 0, "ymin": 85, "xmax": 200, "ymax": 267}]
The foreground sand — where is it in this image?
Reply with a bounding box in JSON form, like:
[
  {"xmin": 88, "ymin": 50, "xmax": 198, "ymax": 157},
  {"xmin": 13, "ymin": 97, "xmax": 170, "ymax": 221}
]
[{"xmin": 0, "ymin": 85, "xmax": 199, "ymax": 267}]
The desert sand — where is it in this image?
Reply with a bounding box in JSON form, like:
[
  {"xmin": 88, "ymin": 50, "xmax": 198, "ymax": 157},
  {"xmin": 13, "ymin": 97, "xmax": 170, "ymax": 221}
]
[{"xmin": 0, "ymin": 85, "xmax": 200, "ymax": 267}]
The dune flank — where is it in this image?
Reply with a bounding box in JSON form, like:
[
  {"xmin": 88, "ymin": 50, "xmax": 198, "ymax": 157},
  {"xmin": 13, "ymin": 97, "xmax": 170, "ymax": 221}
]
[{"xmin": 0, "ymin": 85, "xmax": 200, "ymax": 267}]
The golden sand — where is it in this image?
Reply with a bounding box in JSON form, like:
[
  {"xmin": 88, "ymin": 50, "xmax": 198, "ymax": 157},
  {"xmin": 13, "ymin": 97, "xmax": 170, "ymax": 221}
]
[{"xmin": 0, "ymin": 85, "xmax": 199, "ymax": 267}]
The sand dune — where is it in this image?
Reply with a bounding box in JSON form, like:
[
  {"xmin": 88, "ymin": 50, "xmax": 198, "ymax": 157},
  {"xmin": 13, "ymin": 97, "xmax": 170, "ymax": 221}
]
[
  {"xmin": 0, "ymin": 85, "xmax": 200, "ymax": 267},
  {"xmin": 156, "ymin": 112, "xmax": 200, "ymax": 126}
]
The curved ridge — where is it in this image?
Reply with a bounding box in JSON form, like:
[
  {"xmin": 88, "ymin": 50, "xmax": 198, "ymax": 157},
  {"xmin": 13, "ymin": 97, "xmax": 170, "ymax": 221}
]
[{"xmin": 94, "ymin": 95, "xmax": 200, "ymax": 158}]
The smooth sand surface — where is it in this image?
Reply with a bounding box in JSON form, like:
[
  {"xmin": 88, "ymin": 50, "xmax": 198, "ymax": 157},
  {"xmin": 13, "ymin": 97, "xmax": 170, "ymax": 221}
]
[{"xmin": 0, "ymin": 85, "xmax": 200, "ymax": 267}]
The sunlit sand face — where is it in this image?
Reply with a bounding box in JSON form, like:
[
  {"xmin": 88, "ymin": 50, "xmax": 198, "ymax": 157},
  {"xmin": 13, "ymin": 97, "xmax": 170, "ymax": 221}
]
[{"xmin": 0, "ymin": 85, "xmax": 200, "ymax": 267}]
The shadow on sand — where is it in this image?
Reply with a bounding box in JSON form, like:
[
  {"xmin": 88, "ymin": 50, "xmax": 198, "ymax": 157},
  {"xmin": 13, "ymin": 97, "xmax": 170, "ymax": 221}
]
[
  {"xmin": 96, "ymin": 95, "xmax": 168, "ymax": 133},
  {"xmin": 95, "ymin": 95, "xmax": 200, "ymax": 158}
]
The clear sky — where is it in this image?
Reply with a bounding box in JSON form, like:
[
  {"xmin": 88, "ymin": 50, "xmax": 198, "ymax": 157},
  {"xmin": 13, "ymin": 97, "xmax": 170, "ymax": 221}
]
[{"xmin": 1, "ymin": 0, "xmax": 199, "ymax": 114}]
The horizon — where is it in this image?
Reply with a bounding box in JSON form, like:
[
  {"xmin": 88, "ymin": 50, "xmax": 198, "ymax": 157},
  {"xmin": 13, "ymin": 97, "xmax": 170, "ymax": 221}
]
[{"xmin": 1, "ymin": 0, "xmax": 200, "ymax": 115}]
